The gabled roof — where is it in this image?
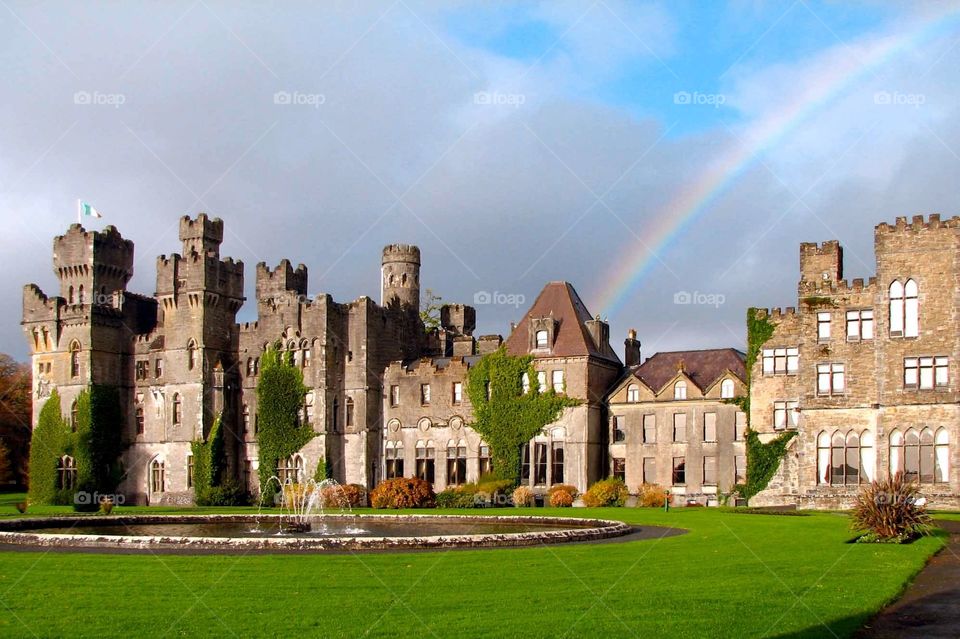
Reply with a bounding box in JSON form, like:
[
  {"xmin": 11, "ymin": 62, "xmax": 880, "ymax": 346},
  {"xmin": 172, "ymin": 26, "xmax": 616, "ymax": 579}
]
[
  {"xmin": 630, "ymin": 348, "xmax": 745, "ymax": 394},
  {"xmin": 504, "ymin": 282, "xmax": 620, "ymax": 363}
]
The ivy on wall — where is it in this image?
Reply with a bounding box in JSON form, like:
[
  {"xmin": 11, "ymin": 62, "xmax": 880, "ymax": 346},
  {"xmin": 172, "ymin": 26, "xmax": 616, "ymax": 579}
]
[
  {"xmin": 191, "ymin": 413, "xmax": 224, "ymax": 504},
  {"xmin": 27, "ymin": 386, "xmax": 123, "ymax": 510},
  {"xmin": 466, "ymin": 348, "xmax": 579, "ymax": 486},
  {"xmin": 733, "ymin": 308, "xmax": 796, "ymax": 502},
  {"xmin": 255, "ymin": 347, "xmax": 314, "ymax": 505},
  {"xmin": 27, "ymin": 390, "xmax": 70, "ymax": 505}
]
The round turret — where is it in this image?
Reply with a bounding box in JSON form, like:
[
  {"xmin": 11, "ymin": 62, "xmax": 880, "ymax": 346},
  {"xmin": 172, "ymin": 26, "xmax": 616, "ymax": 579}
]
[{"xmin": 381, "ymin": 244, "xmax": 420, "ymax": 311}]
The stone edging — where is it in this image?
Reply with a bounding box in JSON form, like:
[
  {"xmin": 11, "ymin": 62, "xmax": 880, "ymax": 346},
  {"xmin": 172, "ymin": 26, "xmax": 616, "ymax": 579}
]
[{"xmin": 0, "ymin": 513, "xmax": 634, "ymax": 552}]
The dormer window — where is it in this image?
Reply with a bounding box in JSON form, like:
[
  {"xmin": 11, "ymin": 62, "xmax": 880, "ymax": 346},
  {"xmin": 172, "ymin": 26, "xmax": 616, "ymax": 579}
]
[
  {"xmin": 627, "ymin": 384, "xmax": 640, "ymax": 403},
  {"xmin": 535, "ymin": 330, "xmax": 549, "ymax": 349},
  {"xmin": 720, "ymin": 379, "xmax": 735, "ymax": 399},
  {"xmin": 674, "ymin": 381, "xmax": 687, "ymax": 400}
]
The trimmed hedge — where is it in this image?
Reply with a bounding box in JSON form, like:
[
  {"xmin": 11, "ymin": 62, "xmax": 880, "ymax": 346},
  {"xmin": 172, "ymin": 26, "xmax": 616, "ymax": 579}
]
[
  {"xmin": 27, "ymin": 391, "xmax": 70, "ymax": 505},
  {"xmin": 370, "ymin": 477, "xmax": 435, "ymax": 509},
  {"xmin": 582, "ymin": 478, "xmax": 629, "ymax": 507}
]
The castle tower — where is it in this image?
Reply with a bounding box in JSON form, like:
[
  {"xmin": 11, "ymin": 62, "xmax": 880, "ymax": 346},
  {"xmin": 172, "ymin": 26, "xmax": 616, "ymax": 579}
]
[
  {"xmin": 381, "ymin": 244, "xmax": 420, "ymax": 313},
  {"xmin": 53, "ymin": 224, "xmax": 134, "ymax": 306},
  {"xmin": 179, "ymin": 212, "xmax": 223, "ymax": 258}
]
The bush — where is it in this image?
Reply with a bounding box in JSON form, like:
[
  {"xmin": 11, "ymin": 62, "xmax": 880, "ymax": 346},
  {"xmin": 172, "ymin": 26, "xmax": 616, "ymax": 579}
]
[
  {"xmin": 436, "ymin": 489, "xmax": 478, "ymax": 509},
  {"xmin": 370, "ymin": 478, "xmax": 435, "ymax": 509},
  {"xmin": 582, "ymin": 478, "xmax": 629, "ymax": 507},
  {"xmin": 636, "ymin": 483, "xmax": 668, "ymax": 508},
  {"xmin": 320, "ymin": 483, "xmax": 367, "ymax": 509},
  {"xmin": 549, "ymin": 487, "xmax": 574, "ymax": 507},
  {"xmin": 512, "ymin": 485, "xmax": 534, "ymax": 507},
  {"xmin": 198, "ymin": 480, "xmax": 248, "ymax": 507},
  {"xmin": 99, "ymin": 498, "xmax": 114, "ymax": 515},
  {"xmin": 548, "ymin": 484, "xmax": 579, "ymax": 498},
  {"xmin": 851, "ymin": 472, "xmax": 932, "ymax": 541}
]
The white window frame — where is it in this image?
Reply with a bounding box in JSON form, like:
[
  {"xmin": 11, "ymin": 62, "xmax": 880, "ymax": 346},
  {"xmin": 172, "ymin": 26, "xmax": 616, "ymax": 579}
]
[
  {"xmin": 817, "ymin": 312, "xmax": 831, "ymax": 341},
  {"xmin": 816, "ymin": 363, "xmax": 846, "ymax": 396},
  {"xmin": 846, "ymin": 309, "xmax": 874, "ymax": 341},
  {"xmin": 762, "ymin": 347, "xmax": 799, "ymax": 375}
]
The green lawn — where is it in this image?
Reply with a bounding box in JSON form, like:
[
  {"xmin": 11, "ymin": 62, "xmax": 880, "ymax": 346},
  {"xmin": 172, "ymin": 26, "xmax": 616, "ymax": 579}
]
[{"xmin": 0, "ymin": 493, "xmax": 948, "ymax": 638}]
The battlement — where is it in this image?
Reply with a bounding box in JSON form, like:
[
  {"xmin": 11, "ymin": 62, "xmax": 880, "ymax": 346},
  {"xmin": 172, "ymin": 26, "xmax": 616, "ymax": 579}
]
[
  {"xmin": 382, "ymin": 244, "xmax": 421, "ymax": 265},
  {"xmin": 799, "ymin": 240, "xmax": 843, "ymax": 284},
  {"xmin": 256, "ymin": 260, "xmax": 308, "ymax": 299},
  {"xmin": 754, "ymin": 307, "xmax": 797, "ymax": 321},
  {"xmin": 799, "ymin": 276, "xmax": 878, "ymax": 296},
  {"xmin": 53, "ymin": 224, "xmax": 134, "ymax": 301},
  {"xmin": 156, "ymin": 251, "xmax": 244, "ymax": 302},
  {"xmin": 876, "ymin": 213, "xmax": 960, "ymax": 234},
  {"xmin": 180, "ymin": 213, "xmax": 223, "ymax": 257}
]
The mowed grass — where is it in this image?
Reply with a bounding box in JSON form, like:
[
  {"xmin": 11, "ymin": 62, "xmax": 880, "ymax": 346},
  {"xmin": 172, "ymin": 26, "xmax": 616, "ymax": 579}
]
[{"xmin": 0, "ymin": 492, "xmax": 947, "ymax": 638}]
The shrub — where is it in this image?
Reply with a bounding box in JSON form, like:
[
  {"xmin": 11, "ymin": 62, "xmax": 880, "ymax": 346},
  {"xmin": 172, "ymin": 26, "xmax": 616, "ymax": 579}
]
[
  {"xmin": 320, "ymin": 483, "xmax": 367, "ymax": 509},
  {"xmin": 636, "ymin": 483, "xmax": 668, "ymax": 508},
  {"xmin": 548, "ymin": 484, "xmax": 579, "ymax": 499},
  {"xmin": 99, "ymin": 498, "xmax": 114, "ymax": 515},
  {"xmin": 582, "ymin": 478, "xmax": 629, "ymax": 507},
  {"xmin": 549, "ymin": 488, "xmax": 574, "ymax": 507},
  {"xmin": 851, "ymin": 472, "xmax": 932, "ymax": 541},
  {"xmin": 370, "ymin": 478, "xmax": 435, "ymax": 509},
  {"xmin": 199, "ymin": 480, "xmax": 248, "ymax": 507},
  {"xmin": 512, "ymin": 485, "xmax": 534, "ymax": 507},
  {"xmin": 436, "ymin": 489, "xmax": 478, "ymax": 509}
]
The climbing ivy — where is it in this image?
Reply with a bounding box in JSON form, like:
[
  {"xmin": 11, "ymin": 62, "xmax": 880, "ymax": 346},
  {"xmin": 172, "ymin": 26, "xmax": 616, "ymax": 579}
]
[
  {"xmin": 191, "ymin": 413, "xmax": 226, "ymax": 505},
  {"xmin": 255, "ymin": 347, "xmax": 314, "ymax": 505},
  {"xmin": 733, "ymin": 308, "xmax": 795, "ymax": 503},
  {"xmin": 466, "ymin": 348, "xmax": 579, "ymax": 486},
  {"xmin": 27, "ymin": 390, "xmax": 71, "ymax": 505},
  {"xmin": 27, "ymin": 386, "xmax": 123, "ymax": 510}
]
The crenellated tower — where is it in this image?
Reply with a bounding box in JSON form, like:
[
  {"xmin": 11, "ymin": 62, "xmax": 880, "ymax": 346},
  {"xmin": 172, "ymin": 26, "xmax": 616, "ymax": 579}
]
[{"xmin": 381, "ymin": 244, "xmax": 420, "ymax": 313}]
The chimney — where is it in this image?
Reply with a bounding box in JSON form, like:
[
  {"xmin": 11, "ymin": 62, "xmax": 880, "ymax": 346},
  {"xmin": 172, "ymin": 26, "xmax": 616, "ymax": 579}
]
[{"xmin": 624, "ymin": 329, "xmax": 641, "ymax": 367}]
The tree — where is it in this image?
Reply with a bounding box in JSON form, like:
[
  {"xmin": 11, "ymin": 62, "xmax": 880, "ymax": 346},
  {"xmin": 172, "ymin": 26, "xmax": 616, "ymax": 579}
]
[
  {"xmin": 0, "ymin": 354, "xmax": 31, "ymax": 486},
  {"xmin": 466, "ymin": 348, "xmax": 578, "ymax": 485},
  {"xmin": 0, "ymin": 439, "xmax": 13, "ymax": 487},
  {"xmin": 420, "ymin": 289, "xmax": 443, "ymax": 332},
  {"xmin": 255, "ymin": 347, "xmax": 314, "ymax": 505}
]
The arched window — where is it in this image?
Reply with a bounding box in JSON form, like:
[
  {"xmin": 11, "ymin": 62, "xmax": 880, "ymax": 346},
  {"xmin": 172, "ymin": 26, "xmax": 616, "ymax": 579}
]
[
  {"xmin": 69, "ymin": 341, "xmax": 81, "ymax": 378},
  {"xmin": 818, "ymin": 430, "xmax": 872, "ymax": 485},
  {"xmin": 627, "ymin": 384, "xmax": 640, "ymax": 403},
  {"xmin": 904, "ymin": 279, "xmax": 919, "ymax": 337},
  {"xmin": 345, "ymin": 398, "xmax": 355, "ymax": 428},
  {"xmin": 551, "ymin": 438, "xmax": 565, "ymax": 485},
  {"xmin": 70, "ymin": 399, "xmax": 79, "ymax": 432},
  {"xmin": 416, "ymin": 440, "xmax": 435, "ymax": 483},
  {"xmin": 68, "ymin": 285, "xmax": 75, "ymax": 305},
  {"xmin": 77, "ymin": 284, "xmax": 84, "ymax": 305},
  {"xmin": 522, "ymin": 373, "xmax": 530, "ymax": 394},
  {"xmin": 891, "ymin": 428, "xmax": 946, "ymax": 483},
  {"xmin": 171, "ymin": 393, "xmax": 182, "ymax": 426},
  {"xmin": 479, "ymin": 443, "xmax": 492, "ymax": 476},
  {"xmin": 246, "ymin": 358, "xmax": 254, "ymax": 377},
  {"xmin": 890, "ymin": 280, "xmax": 920, "ymax": 337},
  {"xmin": 150, "ymin": 459, "xmax": 165, "ymax": 493},
  {"xmin": 401, "ymin": 273, "xmax": 408, "ymax": 286},
  {"xmin": 187, "ymin": 339, "xmax": 198, "ymax": 371},
  {"xmin": 187, "ymin": 454, "xmax": 194, "ymax": 489},
  {"xmin": 135, "ymin": 404, "xmax": 144, "ymax": 435},
  {"xmin": 278, "ymin": 454, "xmax": 305, "ymax": 484},
  {"xmin": 720, "ymin": 379, "xmax": 735, "ymax": 399},
  {"xmin": 535, "ymin": 330, "xmax": 549, "ymax": 349},
  {"xmin": 242, "ymin": 404, "xmax": 250, "ymax": 434},
  {"xmin": 935, "ymin": 428, "xmax": 949, "ymax": 483},
  {"xmin": 253, "ymin": 358, "xmax": 260, "ymax": 375},
  {"xmin": 386, "ymin": 441, "xmax": 405, "ymax": 479},
  {"xmin": 303, "ymin": 344, "xmax": 311, "ymax": 368},
  {"xmin": 446, "ymin": 439, "xmax": 466, "ymax": 486},
  {"xmin": 57, "ymin": 455, "xmax": 77, "ymax": 490},
  {"xmin": 674, "ymin": 381, "xmax": 687, "ymax": 400}
]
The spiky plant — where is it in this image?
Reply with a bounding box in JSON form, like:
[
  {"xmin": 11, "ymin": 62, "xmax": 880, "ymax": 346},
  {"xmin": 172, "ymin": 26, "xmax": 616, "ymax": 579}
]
[{"xmin": 851, "ymin": 472, "xmax": 932, "ymax": 541}]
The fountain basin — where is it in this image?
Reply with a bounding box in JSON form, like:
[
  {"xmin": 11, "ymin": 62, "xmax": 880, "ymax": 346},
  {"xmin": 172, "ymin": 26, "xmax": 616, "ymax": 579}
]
[{"xmin": 0, "ymin": 514, "xmax": 635, "ymax": 553}]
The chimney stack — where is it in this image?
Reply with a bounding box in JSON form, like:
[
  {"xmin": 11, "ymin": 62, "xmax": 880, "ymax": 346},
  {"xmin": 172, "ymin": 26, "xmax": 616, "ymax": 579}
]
[{"xmin": 624, "ymin": 329, "xmax": 641, "ymax": 367}]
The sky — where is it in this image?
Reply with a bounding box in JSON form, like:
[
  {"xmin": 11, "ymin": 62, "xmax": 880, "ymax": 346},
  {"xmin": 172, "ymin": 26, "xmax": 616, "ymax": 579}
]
[{"xmin": 1, "ymin": 0, "xmax": 959, "ymax": 362}]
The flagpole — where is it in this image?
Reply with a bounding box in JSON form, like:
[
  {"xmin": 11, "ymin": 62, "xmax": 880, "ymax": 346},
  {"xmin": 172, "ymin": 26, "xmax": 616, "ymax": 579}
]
[{"xmin": 77, "ymin": 199, "xmax": 81, "ymax": 225}]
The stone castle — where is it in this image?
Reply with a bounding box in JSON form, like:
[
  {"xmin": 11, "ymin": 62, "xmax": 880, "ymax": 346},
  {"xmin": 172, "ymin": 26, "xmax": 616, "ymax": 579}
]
[{"xmin": 20, "ymin": 213, "xmax": 960, "ymax": 508}]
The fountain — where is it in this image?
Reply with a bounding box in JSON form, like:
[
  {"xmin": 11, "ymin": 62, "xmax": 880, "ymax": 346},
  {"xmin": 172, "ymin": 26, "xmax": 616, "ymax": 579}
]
[{"xmin": 265, "ymin": 477, "xmax": 353, "ymax": 534}]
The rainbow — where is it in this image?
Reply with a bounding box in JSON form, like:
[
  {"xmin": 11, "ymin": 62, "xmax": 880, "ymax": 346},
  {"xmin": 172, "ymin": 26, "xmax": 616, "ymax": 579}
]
[{"xmin": 594, "ymin": 7, "xmax": 960, "ymax": 316}]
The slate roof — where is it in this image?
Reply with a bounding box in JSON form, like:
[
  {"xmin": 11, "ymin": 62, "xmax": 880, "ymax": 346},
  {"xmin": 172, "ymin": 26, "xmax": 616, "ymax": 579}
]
[
  {"xmin": 504, "ymin": 281, "xmax": 620, "ymax": 363},
  {"xmin": 630, "ymin": 348, "xmax": 746, "ymax": 393}
]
